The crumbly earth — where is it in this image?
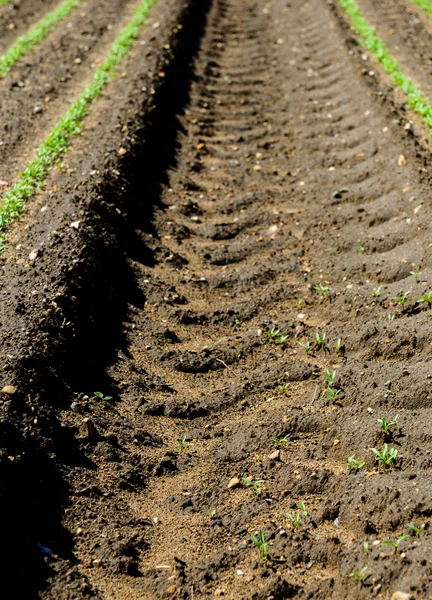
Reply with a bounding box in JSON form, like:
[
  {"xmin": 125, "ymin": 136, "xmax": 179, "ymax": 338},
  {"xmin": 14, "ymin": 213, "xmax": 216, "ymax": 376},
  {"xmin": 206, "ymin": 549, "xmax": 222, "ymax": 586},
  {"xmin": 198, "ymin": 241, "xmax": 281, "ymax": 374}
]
[{"xmin": 2, "ymin": 0, "xmax": 432, "ymax": 598}]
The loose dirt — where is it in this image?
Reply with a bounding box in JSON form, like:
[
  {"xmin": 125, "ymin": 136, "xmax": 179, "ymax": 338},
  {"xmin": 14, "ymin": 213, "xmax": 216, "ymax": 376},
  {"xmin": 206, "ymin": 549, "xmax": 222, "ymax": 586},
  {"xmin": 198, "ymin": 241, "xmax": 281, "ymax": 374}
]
[{"xmin": 2, "ymin": 0, "xmax": 432, "ymax": 598}]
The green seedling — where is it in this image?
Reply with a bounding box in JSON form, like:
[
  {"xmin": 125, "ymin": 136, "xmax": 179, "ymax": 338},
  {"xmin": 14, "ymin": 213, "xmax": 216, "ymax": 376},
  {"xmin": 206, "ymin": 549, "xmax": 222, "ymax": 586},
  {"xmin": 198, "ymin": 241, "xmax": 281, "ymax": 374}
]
[
  {"xmin": 242, "ymin": 477, "xmax": 264, "ymax": 495},
  {"xmin": 347, "ymin": 455, "xmax": 365, "ymax": 471},
  {"xmin": 325, "ymin": 369, "xmax": 336, "ymax": 386},
  {"xmin": 392, "ymin": 291, "xmax": 410, "ymax": 310},
  {"xmin": 387, "ymin": 314, "xmax": 395, "ymax": 321},
  {"xmin": 325, "ymin": 387, "xmax": 341, "ymax": 403},
  {"xmin": 410, "ymin": 271, "xmax": 421, "ymax": 283},
  {"xmin": 234, "ymin": 318, "xmax": 241, "ymax": 325},
  {"xmin": 335, "ymin": 338, "xmax": 344, "ymax": 354},
  {"xmin": 358, "ymin": 246, "xmax": 367, "ymax": 254},
  {"xmin": 265, "ymin": 327, "xmax": 288, "ymax": 345},
  {"xmin": 94, "ymin": 391, "xmax": 113, "ymax": 401},
  {"xmin": 300, "ymin": 341, "xmax": 312, "ymax": 355},
  {"xmin": 315, "ymin": 332, "xmax": 328, "ymax": 352},
  {"xmin": 208, "ymin": 509, "xmax": 216, "ymax": 519},
  {"xmin": 251, "ymin": 530, "xmax": 268, "ymax": 562},
  {"xmin": 177, "ymin": 436, "xmax": 188, "ymax": 452},
  {"xmin": 349, "ymin": 566, "xmax": 367, "ymax": 582},
  {"xmin": 277, "ymin": 384, "xmax": 288, "ymax": 393},
  {"xmin": 384, "ymin": 380, "xmax": 391, "ymax": 388},
  {"xmin": 382, "ymin": 535, "xmax": 408, "ymax": 552},
  {"xmin": 363, "ymin": 541, "xmax": 369, "ymax": 557},
  {"xmin": 332, "ymin": 187, "xmax": 348, "ymax": 198},
  {"xmin": 408, "ymin": 523, "xmax": 424, "ymax": 537},
  {"xmin": 314, "ymin": 284, "xmax": 332, "ymax": 300},
  {"xmin": 298, "ymin": 500, "xmax": 308, "ymax": 516},
  {"xmin": 372, "ymin": 443, "xmax": 398, "ymax": 469},
  {"xmin": 372, "ymin": 287, "xmax": 381, "ymax": 297},
  {"xmin": 349, "ymin": 295, "xmax": 358, "ymax": 306},
  {"xmin": 287, "ymin": 501, "xmax": 308, "ymax": 528},
  {"xmin": 271, "ymin": 435, "xmax": 290, "ymax": 448},
  {"xmin": 378, "ymin": 416, "xmax": 398, "ymax": 434},
  {"xmin": 418, "ymin": 290, "xmax": 432, "ymax": 309}
]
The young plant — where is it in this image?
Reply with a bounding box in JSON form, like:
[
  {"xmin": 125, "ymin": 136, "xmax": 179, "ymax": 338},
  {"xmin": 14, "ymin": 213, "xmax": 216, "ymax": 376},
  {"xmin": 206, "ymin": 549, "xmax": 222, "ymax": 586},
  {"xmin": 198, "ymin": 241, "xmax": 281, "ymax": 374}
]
[
  {"xmin": 315, "ymin": 332, "xmax": 328, "ymax": 352},
  {"xmin": 314, "ymin": 284, "xmax": 332, "ymax": 300},
  {"xmin": 325, "ymin": 387, "xmax": 341, "ymax": 403},
  {"xmin": 387, "ymin": 314, "xmax": 395, "ymax": 321},
  {"xmin": 300, "ymin": 341, "xmax": 312, "ymax": 355},
  {"xmin": 94, "ymin": 391, "xmax": 113, "ymax": 401},
  {"xmin": 358, "ymin": 246, "xmax": 367, "ymax": 254},
  {"xmin": 177, "ymin": 436, "xmax": 188, "ymax": 452},
  {"xmin": 325, "ymin": 369, "xmax": 336, "ymax": 386},
  {"xmin": 372, "ymin": 287, "xmax": 381, "ymax": 298},
  {"xmin": 392, "ymin": 291, "xmax": 410, "ymax": 311},
  {"xmin": 251, "ymin": 530, "xmax": 268, "ymax": 562},
  {"xmin": 408, "ymin": 523, "xmax": 424, "ymax": 537},
  {"xmin": 363, "ymin": 541, "xmax": 369, "ymax": 557},
  {"xmin": 287, "ymin": 501, "xmax": 307, "ymax": 527},
  {"xmin": 242, "ymin": 477, "xmax": 264, "ymax": 495},
  {"xmin": 335, "ymin": 338, "xmax": 344, "ymax": 355},
  {"xmin": 418, "ymin": 290, "xmax": 432, "ymax": 309},
  {"xmin": 271, "ymin": 435, "xmax": 290, "ymax": 448},
  {"xmin": 382, "ymin": 535, "xmax": 408, "ymax": 552},
  {"xmin": 372, "ymin": 443, "xmax": 398, "ymax": 469},
  {"xmin": 277, "ymin": 384, "xmax": 289, "ymax": 394},
  {"xmin": 265, "ymin": 327, "xmax": 288, "ymax": 345},
  {"xmin": 410, "ymin": 271, "xmax": 421, "ymax": 283},
  {"xmin": 378, "ymin": 416, "xmax": 398, "ymax": 434},
  {"xmin": 347, "ymin": 455, "xmax": 365, "ymax": 471},
  {"xmin": 332, "ymin": 187, "xmax": 348, "ymax": 198},
  {"xmin": 349, "ymin": 566, "xmax": 367, "ymax": 582}
]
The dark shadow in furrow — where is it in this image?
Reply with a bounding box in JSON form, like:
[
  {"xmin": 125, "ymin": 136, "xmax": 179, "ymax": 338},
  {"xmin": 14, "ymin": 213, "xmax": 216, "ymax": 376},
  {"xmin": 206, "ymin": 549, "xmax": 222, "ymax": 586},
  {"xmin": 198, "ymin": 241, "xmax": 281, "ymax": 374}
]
[{"xmin": 0, "ymin": 0, "xmax": 212, "ymax": 597}]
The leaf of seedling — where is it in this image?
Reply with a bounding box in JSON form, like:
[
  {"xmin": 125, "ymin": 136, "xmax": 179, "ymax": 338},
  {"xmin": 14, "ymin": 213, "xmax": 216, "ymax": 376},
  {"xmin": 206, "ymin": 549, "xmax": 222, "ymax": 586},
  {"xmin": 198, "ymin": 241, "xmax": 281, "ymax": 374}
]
[
  {"xmin": 298, "ymin": 500, "xmax": 308, "ymax": 517},
  {"xmin": 251, "ymin": 530, "xmax": 268, "ymax": 562},
  {"xmin": 287, "ymin": 512, "xmax": 302, "ymax": 528},
  {"xmin": 314, "ymin": 284, "xmax": 332, "ymax": 300},
  {"xmin": 277, "ymin": 384, "xmax": 288, "ymax": 393},
  {"xmin": 417, "ymin": 290, "xmax": 432, "ymax": 309},
  {"xmin": 325, "ymin": 387, "xmax": 341, "ymax": 403},
  {"xmin": 325, "ymin": 369, "xmax": 336, "ymax": 386},
  {"xmin": 363, "ymin": 541, "xmax": 369, "ymax": 557},
  {"xmin": 349, "ymin": 566, "xmax": 367, "ymax": 582},
  {"xmin": 274, "ymin": 334, "xmax": 288, "ymax": 345},
  {"xmin": 382, "ymin": 535, "xmax": 408, "ymax": 551},
  {"xmin": 384, "ymin": 380, "xmax": 391, "ymax": 388},
  {"xmin": 242, "ymin": 477, "xmax": 264, "ymax": 495},
  {"xmin": 94, "ymin": 391, "xmax": 113, "ymax": 401},
  {"xmin": 358, "ymin": 246, "xmax": 367, "ymax": 254},
  {"xmin": 392, "ymin": 291, "xmax": 410, "ymax": 310},
  {"xmin": 347, "ymin": 455, "xmax": 365, "ymax": 471},
  {"xmin": 266, "ymin": 327, "xmax": 288, "ymax": 345},
  {"xmin": 300, "ymin": 341, "xmax": 312, "ymax": 355},
  {"xmin": 410, "ymin": 271, "xmax": 421, "ymax": 283},
  {"xmin": 408, "ymin": 523, "xmax": 424, "ymax": 537},
  {"xmin": 371, "ymin": 443, "xmax": 398, "ymax": 469},
  {"xmin": 177, "ymin": 436, "xmax": 188, "ymax": 452},
  {"xmin": 315, "ymin": 332, "xmax": 328, "ymax": 352},
  {"xmin": 271, "ymin": 435, "xmax": 290, "ymax": 448},
  {"xmin": 378, "ymin": 415, "xmax": 398, "ymax": 434},
  {"xmin": 372, "ymin": 287, "xmax": 381, "ymax": 297},
  {"xmin": 335, "ymin": 338, "xmax": 344, "ymax": 354},
  {"xmin": 387, "ymin": 314, "xmax": 395, "ymax": 321}
]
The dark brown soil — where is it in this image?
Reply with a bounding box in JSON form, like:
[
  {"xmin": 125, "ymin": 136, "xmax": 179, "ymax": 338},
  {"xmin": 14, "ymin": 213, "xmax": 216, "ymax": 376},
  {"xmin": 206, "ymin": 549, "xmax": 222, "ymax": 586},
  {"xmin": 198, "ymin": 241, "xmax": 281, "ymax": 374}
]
[{"xmin": 2, "ymin": 0, "xmax": 432, "ymax": 598}]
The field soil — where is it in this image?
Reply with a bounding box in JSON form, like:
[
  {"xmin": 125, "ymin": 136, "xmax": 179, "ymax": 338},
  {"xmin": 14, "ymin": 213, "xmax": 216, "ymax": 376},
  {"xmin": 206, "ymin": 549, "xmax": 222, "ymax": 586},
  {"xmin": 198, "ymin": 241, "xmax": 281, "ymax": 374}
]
[{"xmin": 2, "ymin": 0, "xmax": 432, "ymax": 598}]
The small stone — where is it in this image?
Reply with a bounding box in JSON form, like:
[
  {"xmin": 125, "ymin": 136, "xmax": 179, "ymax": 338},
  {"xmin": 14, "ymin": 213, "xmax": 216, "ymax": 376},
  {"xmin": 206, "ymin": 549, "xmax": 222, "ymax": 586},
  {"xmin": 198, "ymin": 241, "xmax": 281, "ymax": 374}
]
[
  {"xmin": 227, "ymin": 477, "xmax": 240, "ymax": 489},
  {"xmin": 269, "ymin": 450, "xmax": 280, "ymax": 461},
  {"xmin": 1, "ymin": 385, "xmax": 16, "ymax": 395},
  {"xmin": 214, "ymin": 589, "xmax": 224, "ymax": 597},
  {"xmin": 391, "ymin": 593, "xmax": 412, "ymax": 600},
  {"xmin": 33, "ymin": 106, "xmax": 43, "ymax": 114},
  {"xmin": 82, "ymin": 418, "xmax": 100, "ymax": 443},
  {"xmin": 71, "ymin": 402, "xmax": 81, "ymax": 413},
  {"xmin": 118, "ymin": 147, "xmax": 127, "ymax": 156},
  {"xmin": 76, "ymin": 527, "xmax": 83, "ymax": 535},
  {"xmin": 166, "ymin": 585, "xmax": 176, "ymax": 594}
]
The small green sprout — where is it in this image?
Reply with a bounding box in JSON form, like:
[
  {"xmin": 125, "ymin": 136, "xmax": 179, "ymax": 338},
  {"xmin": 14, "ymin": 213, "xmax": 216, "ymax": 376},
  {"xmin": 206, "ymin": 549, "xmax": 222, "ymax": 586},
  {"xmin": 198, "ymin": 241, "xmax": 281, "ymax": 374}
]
[
  {"xmin": 382, "ymin": 535, "xmax": 408, "ymax": 552},
  {"xmin": 314, "ymin": 284, "xmax": 332, "ymax": 300},
  {"xmin": 94, "ymin": 391, "xmax": 113, "ymax": 401},
  {"xmin": 315, "ymin": 332, "xmax": 328, "ymax": 352},
  {"xmin": 418, "ymin": 290, "xmax": 432, "ymax": 309},
  {"xmin": 410, "ymin": 271, "xmax": 421, "ymax": 283},
  {"xmin": 271, "ymin": 435, "xmax": 290, "ymax": 448},
  {"xmin": 298, "ymin": 500, "xmax": 308, "ymax": 516},
  {"xmin": 208, "ymin": 509, "xmax": 216, "ymax": 519},
  {"xmin": 335, "ymin": 338, "xmax": 344, "ymax": 354},
  {"xmin": 378, "ymin": 416, "xmax": 398, "ymax": 434},
  {"xmin": 287, "ymin": 501, "xmax": 307, "ymax": 528},
  {"xmin": 265, "ymin": 327, "xmax": 288, "ymax": 345},
  {"xmin": 242, "ymin": 477, "xmax": 264, "ymax": 495},
  {"xmin": 325, "ymin": 369, "xmax": 336, "ymax": 386},
  {"xmin": 372, "ymin": 287, "xmax": 381, "ymax": 297},
  {"xmin": 349, "ymin": 566, "xmax": 367, "ymax": 582},
  {"xmin": 358, "ymin": 246, "xmax": 367, "ymax": 254},
  {"xmin": 387, "ymin": 314, "xmax": 395, "ymax": 321},
  {"xmin": 325, "ymin": 387, "xmax": 341, "ymax": 403},
  {"xmin": 300, "ymin": 341, "xmax": 312, "ymax": 354},
  {"xmin": 347, "ymin": 455, "xmax": 365, "ymax": 471},
  {"xmin": 234, "ymin": 318, "xmax": 241, "ymax": 325},
  {"xmin": 332, "ymin": 187, "xmax": 348, "ymax": 198},
  {"xmin": 363, "ymin": 541, "xmax": 369, "ymax": 557},
  {"xmin": 177, "ymin": 436, "xmax": 188, "ymax": 452},
  {"xmin": 277, "ymin": 384, "xmax": 288, "ymax": 394},
  {"xmin": 372, "ymin": 443, "xmax": 398, "ymax": 469},
  {"xmin": 251, "ymin": 530, "xmax": 268, "ymax": 562},
  {"xmin": 408, "ymin": 523, "xmax": 424, "ymax": 537},
  {"xmin": 384, "ymin": 380, "xmax": 391, "ymax": 388},
  {"xmin": 392, "ymin": 291, "xmax": 410, "ymax": 310}
]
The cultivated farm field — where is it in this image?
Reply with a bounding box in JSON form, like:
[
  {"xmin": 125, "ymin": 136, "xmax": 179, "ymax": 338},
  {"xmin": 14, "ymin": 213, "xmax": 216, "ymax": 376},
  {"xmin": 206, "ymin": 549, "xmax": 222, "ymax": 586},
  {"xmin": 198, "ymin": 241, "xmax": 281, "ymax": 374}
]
[{"xmin": 1, "ymin": 0, "xmax": 432, "ymax": 598}]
